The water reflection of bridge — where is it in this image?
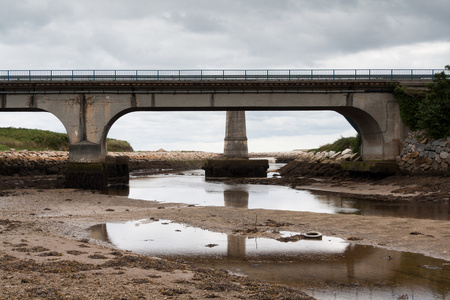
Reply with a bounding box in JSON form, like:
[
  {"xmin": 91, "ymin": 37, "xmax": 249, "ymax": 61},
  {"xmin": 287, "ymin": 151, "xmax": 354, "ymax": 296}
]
[
  {"xmin": 90, "ymin": 220, "xmax": 449, "ymax": 298},
  {"xmin": 107, "ymin": 183, "xmax": 450, "ymax": 220}
]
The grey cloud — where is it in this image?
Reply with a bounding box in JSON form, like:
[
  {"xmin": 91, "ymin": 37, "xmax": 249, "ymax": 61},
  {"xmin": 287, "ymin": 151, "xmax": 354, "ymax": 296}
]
[
  {"xmin": 2, "ymin": 0, "xmax": 447, "ymax": 69},
  {"xmin": 1, "ymin": 0, "xmax": 446, "ymax": 151}
]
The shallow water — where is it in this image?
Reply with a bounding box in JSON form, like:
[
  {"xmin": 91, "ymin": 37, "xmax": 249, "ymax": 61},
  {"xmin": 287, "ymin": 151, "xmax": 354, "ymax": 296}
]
[
  {"xmin": 91, "ymin": 219, "xmax": 450, "ymax": 300},
  {"xmin": 118, "ymin": 169, "xmax": 450, "ymax": 220},
  {"xmin": 103, "ymin": 168, "xmax": 450, "ymax": 298}
]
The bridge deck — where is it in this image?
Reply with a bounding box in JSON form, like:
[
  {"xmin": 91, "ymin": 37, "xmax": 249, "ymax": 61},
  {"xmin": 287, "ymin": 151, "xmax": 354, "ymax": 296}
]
[{"xmin": 0, "ymin": 79, "xmax": 423, "ymax": 94}]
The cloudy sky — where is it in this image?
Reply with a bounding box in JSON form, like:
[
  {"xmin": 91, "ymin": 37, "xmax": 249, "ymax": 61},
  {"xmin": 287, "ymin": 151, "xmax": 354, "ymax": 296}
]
[{"xmin": 1, "ymin": 0, "xmax": 449, "ymax": 152}]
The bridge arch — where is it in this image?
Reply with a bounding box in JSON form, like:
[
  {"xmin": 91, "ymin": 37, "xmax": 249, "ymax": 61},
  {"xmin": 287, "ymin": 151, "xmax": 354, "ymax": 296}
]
[
  {"xmin": 333, "ymin": 107, "xmax": 384, "ymax": 159},
  {"xmin": 0, "ymin": 80, "xmax": 409, "ymax": 163},
  {"xmin": 100, "ymin": 105, "xmax": 389, "ymax": 162}
]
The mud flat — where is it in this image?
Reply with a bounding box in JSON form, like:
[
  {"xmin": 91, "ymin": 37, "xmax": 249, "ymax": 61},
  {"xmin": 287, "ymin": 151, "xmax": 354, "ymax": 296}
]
[
  {"xmin": 0, "ymin": 180, "xmax": 449, "ymax": 299},
  {"xmin": 0, "ymin": 150, "xmax": 449, "ymax": 298}
]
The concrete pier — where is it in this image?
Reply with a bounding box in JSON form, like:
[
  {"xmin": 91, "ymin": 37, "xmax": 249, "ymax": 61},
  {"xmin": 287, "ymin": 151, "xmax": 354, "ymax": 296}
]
[
  {"xmin": 66, "ymin": 155, "xmax": 129, "ymax": 191},
  {"xmin": 66, "ymin": 162, "xmax": 107, "ymax": 190},
  {"xmin": 224, "ymin": 111, "xmax": 249, "ymax": 158},
  {"xmin": 204, "ymin": 111, "xmax": 268, "ymax": 178}
]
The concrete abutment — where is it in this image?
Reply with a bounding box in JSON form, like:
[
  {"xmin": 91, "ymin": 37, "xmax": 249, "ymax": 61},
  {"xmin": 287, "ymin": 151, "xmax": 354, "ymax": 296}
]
[{"xmin": 66, "ymin": 155, "xmax": 130, "ymax": 190}]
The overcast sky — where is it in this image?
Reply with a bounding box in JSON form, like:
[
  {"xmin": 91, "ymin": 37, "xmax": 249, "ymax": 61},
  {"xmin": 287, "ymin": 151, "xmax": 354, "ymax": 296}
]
[{"xmin": 1, "ymin": 0, "xmax": 449, "ymax": 152}]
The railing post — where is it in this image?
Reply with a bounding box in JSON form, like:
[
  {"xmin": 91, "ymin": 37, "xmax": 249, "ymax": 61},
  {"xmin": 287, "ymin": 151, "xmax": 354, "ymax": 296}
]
[
  {"xmin": 136, "ymin": 70, "xmax": 138, "ymax": 81},
  {"xmin": 93, "ymin": 70, "xmax": 95, "ymax": 81},
  {"xmin": 266, "ymin": 70, "xmax": 269, "ymax": 80},
  {"xmin": 114, "ymin": 70, "xmax": 117, "ymax": 81},
  {"xmin": 289, "ymin": 70, "xmax": 291, "ymax": 80},
  {"xmin": 411, "ymin": 69, "xmax": 413, "ymax": 80},
  {"xmin": 50, "ymin": 70, "xmax": 53, "ymax": 81},
  {"xmin": 201, "ymin": 70, "xmax": 203, "ymax": 80},
  {"xmin": 354, "ymin": 69, "xmax": 357, "ymax": 80},
  {"xmin": 245, "ymin": 70, "xmax": 247, "ymax": 80},
  {"xmin": 72, "ymin": 70, "xmax": 74, "ymax": 81},
  {"xmin": 368, "ymin": 69, "xmax": 371, "ymax": 80},
  {"xmin": 391, "ymin": 69, "xmax": 393, "ymax": 81},
  {"xmin": 311, "ymin": 70, "xmax": 313, "ymax": 80},
  {"xmin": 157, "ymin": 70, "xmax": 159, "ymax": 80},
  {"xmin": 178, "ymin": 70, "xmax": 181, "ymax": 80},
  {"xmin": 222, "ymin": 70, "xmax": 225, "ymax": 80},
  {"xmin": 7, "ymin": 70, "xmax": 9, "ymax": 81},
  {"xmin": 333, "ymin": 69, "xmax": 335, "ymax": 80},
  {"xmin": 432, "ymin": 69, "xmax": 434, "ymax": 80},
  {"xmin": 29, "ymin": 70, "xmax": 31, "ymax": 81}
]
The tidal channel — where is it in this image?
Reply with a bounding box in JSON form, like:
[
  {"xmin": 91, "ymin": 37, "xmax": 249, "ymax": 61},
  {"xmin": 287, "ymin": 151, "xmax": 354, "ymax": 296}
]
[{"xmin": 100, "ymin": 167, "xmax": 450, "ymax": 299}]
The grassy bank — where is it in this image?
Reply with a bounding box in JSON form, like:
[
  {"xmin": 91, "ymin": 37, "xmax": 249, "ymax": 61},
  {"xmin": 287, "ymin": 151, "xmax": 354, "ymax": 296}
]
[
  {"xmin": 309, "ymin": 134, "xmax": 361, "ymax": 154},
  {"xmin": 0, "ymin": 127, "xmax": 133, "ymax": 152}
]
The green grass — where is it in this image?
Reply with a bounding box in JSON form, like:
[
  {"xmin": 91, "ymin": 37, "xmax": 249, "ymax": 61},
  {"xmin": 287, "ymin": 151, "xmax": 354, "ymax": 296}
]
[
  {"xmin": 310, "ymin": 134, "xmax": 361, "ymax": 155},
  {"xmin": 0, "ymin": 127, "xmax": 133, "ymax": 152},
  {"xmin": 0, "ymin": 144, "xmax": 10, "ymax": 151},
  {"xmin": 106, "ymin": 139, "xmax": 134, "ymax": 152}
]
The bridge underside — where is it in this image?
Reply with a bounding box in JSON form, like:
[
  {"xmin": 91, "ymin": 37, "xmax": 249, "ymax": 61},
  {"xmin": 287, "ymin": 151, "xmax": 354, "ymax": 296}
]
[{"xmin": 0, "ymin": 80, "xmax": 409, "ymax": 187}]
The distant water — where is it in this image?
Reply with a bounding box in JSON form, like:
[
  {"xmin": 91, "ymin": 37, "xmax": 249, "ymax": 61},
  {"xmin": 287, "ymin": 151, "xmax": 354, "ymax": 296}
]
[{"xmin": 118, "ymin": 169, "xmax": 450, "ymax": 220}]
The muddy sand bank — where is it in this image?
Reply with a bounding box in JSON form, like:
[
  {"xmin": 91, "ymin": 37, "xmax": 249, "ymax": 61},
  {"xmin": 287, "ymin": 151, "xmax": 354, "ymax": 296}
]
[{"xmin": 0, "ymin": 162, "xmax": 449, "ymax": 298}]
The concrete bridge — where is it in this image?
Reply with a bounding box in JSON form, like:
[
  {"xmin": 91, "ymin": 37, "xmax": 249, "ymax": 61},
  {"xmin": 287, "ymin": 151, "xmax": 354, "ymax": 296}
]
[{"xmin": 0, "ymin": 69, "xmax": 444, "ymax": 187}]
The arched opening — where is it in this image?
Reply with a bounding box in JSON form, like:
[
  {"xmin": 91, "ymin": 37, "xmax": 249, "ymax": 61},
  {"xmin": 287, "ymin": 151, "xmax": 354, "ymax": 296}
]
[
  {"xmin": 104, "ymin": 110, "xmax": 227, "ymax": 153},
  {"xmin": 0, "ymin": 112, "xmax": 67, "ymax": 150},
  {"xmin": 334, "ymin": 107, "xmax": 384, "ymax": 160},
  {"xmin": 0, "ymin": 109, "xmax": 380, "ymax": 160},
  {"xmin": 246, "ymin": 111, "xmax": 357, "ymax": 152},
  {"xmin": 103, "ymin": 110, "xmax": 357, "ymax": 154}
]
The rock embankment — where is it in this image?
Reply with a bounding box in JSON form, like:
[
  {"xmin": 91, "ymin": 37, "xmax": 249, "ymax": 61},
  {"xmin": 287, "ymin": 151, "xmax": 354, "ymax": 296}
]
[
  {"xmin": 112, "ymin": 151, "xmax": 223, "ymax": 172},
  {"xmin": 397, "ymin": 134, "xmax": 450, "ymax": 174},
  {"xmin": 1, "ymin": 149, "xmax": 360, "ymax": 177},
  {"xmin": 0, "ymin": 150, "xmax": 224, "ymax": 176},
  {"xmin": 251, "ymin": 149, "xmax": 359, "ymax": 163},
  {"xmin": 277, "ymin": 149, "xmax": 359, "ymax": 179},
  {"xmin": 0, "ymin": 150, "xmax": 67, "ymax": 176}
]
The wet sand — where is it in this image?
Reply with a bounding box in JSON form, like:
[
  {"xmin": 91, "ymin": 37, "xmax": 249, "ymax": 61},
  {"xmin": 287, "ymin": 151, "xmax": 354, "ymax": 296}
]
[{"xmin": 0, "ymin": 173, "xmax": 449, "ymax": 299}]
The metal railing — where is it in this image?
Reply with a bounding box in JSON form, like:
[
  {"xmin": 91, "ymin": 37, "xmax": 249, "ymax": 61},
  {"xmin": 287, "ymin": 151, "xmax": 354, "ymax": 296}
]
[{"xmin": 0, "ymin": 69, "xmax": 448, "ymax": 82}]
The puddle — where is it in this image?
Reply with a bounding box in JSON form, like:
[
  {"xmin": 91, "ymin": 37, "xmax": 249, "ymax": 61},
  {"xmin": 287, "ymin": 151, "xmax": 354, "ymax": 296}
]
[
  {"xmin": 110, "ymin": 169, "xmax": 450, "ymax": 220},
  {"xmin": 91, "ymin": 219, "xmax": 450, "ymax": 300}
]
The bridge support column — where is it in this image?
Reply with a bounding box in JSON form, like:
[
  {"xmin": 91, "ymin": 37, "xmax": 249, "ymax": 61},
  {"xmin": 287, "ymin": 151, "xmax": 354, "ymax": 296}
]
[
  {"xmin": 54, "ymin": 94, "xmax": 133, "ymax": 190},
  {"xmin": 204, "ymin": 111, "xmax": 268, "ymax": 178},
  {"xmin": 224, "ymin": 111, "xmax": 249, "ymax": 158},
  {"xmin": 66, "ymin": 142, "xmax": 107, "ymax": 190}
]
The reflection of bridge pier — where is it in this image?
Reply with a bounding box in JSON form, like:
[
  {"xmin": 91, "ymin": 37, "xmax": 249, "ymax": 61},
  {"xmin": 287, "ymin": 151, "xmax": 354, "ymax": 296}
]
[
  {"xmin": 223, "ymin": 235, "xmax": 403, "ymax": 285},
  {"xmin": 89, "ymin": 224, "xmax": 110, "ymax": 242},
  {"xmin": 223, "ymin": 189, "xmax": 249, "ymax": 208},
  {"xmin": 227, "ymin": 235, "xmax": 246, "ymax": 259}
]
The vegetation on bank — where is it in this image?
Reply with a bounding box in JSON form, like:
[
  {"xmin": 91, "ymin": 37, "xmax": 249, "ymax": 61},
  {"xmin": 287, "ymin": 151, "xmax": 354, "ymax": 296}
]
[
  {"xmin": 0, "ymin": 127, "xmax": 134, "ymax": 152},
  {"xmin": 310, "ymin": 134, "xmax": 361, "ymax": 155},
  {"xmin": 394, "ymin": 65, "xmax": 450, "ymax": 139}
]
